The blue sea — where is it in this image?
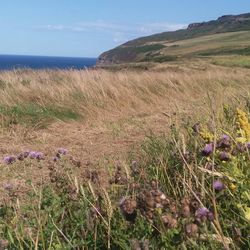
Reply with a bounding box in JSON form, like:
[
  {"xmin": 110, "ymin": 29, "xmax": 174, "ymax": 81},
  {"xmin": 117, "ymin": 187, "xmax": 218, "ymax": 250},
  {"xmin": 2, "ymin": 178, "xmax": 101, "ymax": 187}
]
[{"xmin": 0, "ymin": 55, "xmax": 97, "ymax": 70}]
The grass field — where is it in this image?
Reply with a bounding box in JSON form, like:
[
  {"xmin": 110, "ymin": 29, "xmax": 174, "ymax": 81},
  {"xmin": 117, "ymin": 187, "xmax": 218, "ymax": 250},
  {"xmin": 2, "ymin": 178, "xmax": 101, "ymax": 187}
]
[
  {"xmin": 0, "ymin": 62, "xmax": 249, "ymax": 249},
  {"xmin": 158, "ymin": 31, "xmax": 250, "ymax": 57}
]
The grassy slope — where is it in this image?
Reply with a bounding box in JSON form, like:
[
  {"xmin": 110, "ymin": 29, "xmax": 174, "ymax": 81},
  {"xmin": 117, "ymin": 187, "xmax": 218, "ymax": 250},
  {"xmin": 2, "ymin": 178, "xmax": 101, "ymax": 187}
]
[
  {"xmin": 99, "ymin": 31, "xmax": 250, "ymax": 64},
  {"xmin": 98, "ymin": 13, "xmax": 250, "ymax": 64}
]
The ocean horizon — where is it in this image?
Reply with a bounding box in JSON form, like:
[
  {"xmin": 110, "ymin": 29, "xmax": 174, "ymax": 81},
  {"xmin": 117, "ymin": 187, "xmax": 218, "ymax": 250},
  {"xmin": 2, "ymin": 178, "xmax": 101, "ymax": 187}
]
[{"xmin": 0, "ymin": 54, "xmax": 97, "ymax": 70}]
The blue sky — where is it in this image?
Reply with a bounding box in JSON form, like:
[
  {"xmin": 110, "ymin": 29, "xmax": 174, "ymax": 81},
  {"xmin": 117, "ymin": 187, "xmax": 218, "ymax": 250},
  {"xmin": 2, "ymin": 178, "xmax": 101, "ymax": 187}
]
[{"xmin": 0, "ymin": 0, "xmax": 249, "ymax": 57}]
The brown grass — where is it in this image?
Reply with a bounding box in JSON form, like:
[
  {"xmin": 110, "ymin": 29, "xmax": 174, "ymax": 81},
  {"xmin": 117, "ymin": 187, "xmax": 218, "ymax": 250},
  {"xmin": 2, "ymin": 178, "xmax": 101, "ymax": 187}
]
[
  {"xmin": 0, "ymin": 64, "xmax": 249, "ymax": 189},
  {"xmin": 0, "ymin": 65, "xmax": 249, "ymax": 122}
]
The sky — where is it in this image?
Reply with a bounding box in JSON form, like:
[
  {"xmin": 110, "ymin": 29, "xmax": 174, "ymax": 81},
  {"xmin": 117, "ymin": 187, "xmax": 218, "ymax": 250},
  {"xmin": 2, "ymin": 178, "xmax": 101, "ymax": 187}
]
[{"xmin": 0, "ymin": 1, "xmax": 249, "ymax": 57}]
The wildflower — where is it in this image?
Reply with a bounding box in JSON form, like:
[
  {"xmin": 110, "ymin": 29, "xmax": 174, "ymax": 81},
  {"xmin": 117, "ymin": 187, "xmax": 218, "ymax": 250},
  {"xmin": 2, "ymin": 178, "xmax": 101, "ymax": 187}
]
[
  {"xmin": 213, "ymin": 180, "xmax": 225, "ymax": 191},
  {"xmin": 217, "ymin": 134, "xmax": 231, "ymax": 149},
  {"xmin": 35, "ymin": 152, "xmax": 44, "ymax": 161},
  {"xmin": 246, "ymin": 142, "xmax": 250, "ymax": 150},
  {"xmin": 3, "ymin": 183, "xmax": 14, "ymax": 191},
  {"xmin": 119, "ymin": 197, "xmax": 137, "ymax": 222},
  {"xmin": 236, "ymin": 108, "xmax": 250, "ymax": 142},
  {"xmin": 229, "ymin": 183, "xmax": 237, "ymax": 191},
  {"xmin": 222, "ymin": 134, "xmax": 230, "ymax": 140},
  {"xmin": 196, "ymin": 207, "xmax": 209, "ymax": 217},
  {"xmin": 3, "ymin": 156, "xmax": 16, "ymax": 165},
  {"xmin": 23, "ymin": 151, "xmax": 30, "ymax": 158},
  {"xmin": 207, "ymin": 212, "xmax": 215, "ymax": 221},
  {"xmin": 18, "ymin": 151, "xmax": 33, "ymax": 161},
  {"xmin": 201, "ymin": 143, "xmax": 213, "ymax": 156},
  {"xmin": 52, "ymin": 156, "xmax": 59, "ymax": 162},
  {"xmin": 196, "ymin": 207, "xmax": 210, "ymax": 222},
  {"xmin": 219, "ymin": 151, "xmax": 230, "ymax": 161},
  {"xmin": 57, "ymin": 148, "xmax": 68, "ymax": 155},
  {"xmin": 200, "ymin": 128, "xmax": 214, "ymax": 143},
  {"xmin": 29, "ymin": 151, "xmax": 37, "ymax": 159}
]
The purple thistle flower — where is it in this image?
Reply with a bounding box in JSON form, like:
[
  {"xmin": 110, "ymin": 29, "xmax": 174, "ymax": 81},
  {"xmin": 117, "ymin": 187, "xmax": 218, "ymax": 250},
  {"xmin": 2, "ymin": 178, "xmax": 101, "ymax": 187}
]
[
  {"xmin": 222, "ymin": 134, "xmax": 230, "ymax": 140},
  {"xmin": 207, "ymin": 212, "xmax": 215, "ymax": 221},
  {"xmin": 23, "ymin": 151, "xmax": 30, "ymax": 158},
  {"xmin": 3, "ymin": 156, "xmax": 16, "ymax": 165},
  {"xmin": 3, "ymin": 183, "xmax": 14, "ymax": 191},
  {"xmin": 213, "ymin": 180, "xmax": 225, "ymax": 191},
  {"xmin": 196, "ymin": 207, "xmax": 209, "ymax": 217},
  {"xmin": 246, "ymin": 142, "xmax": 250, "ymax": 150},
  {"xmin": 217, "ymin": 134, "xmax": 231, "ymax": 149},
  {"xmin": 219, "ymin": 151, "xmax": 230, "ymax": 161},
  {"xmin": 29, "ymin": 151, "xmax": 37, "ymax": 159},
  {"xmin": 52, "ymin": 156, "xmax": 59, "ymax": 162},
  {"xmin": 35, "ymin": 152, "xmax": 44, "ymax": 161},
  {"xmin": 57, "ymin": 148, "xmax": 68, "ymax": 155},
  {"xmin": 201, "ymin": 143, "xmax": 213, "ymax": 156}
]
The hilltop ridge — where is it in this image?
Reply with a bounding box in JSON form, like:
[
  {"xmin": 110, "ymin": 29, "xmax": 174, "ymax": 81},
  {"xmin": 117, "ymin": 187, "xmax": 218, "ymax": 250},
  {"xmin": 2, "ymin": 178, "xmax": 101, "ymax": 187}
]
[{"xmin": 97, "ymin": 13, "xmax": 250, "ymax": 65}]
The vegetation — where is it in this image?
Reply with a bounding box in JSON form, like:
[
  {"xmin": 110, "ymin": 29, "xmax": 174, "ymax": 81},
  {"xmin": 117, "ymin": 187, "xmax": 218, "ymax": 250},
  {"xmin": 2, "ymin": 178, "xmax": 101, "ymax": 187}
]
[
  {"xmin": 0, "ymin": 62, "xmax": 249, "ymax": 249},
  {"xmin": 212, "ymin": 56, "xmax": 250, "ymax": 69},
  {"xmin": 0, "ymin": 65, "xmax": 248, "ymax": 128},
  {"xmin": 0, "ymin": 103, "xmax": 249, "ymax": 249}
]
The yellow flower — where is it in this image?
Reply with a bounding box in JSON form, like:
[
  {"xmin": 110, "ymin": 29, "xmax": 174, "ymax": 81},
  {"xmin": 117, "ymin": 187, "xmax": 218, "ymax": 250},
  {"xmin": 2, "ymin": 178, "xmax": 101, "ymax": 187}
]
[
  {"xmin": 229, "ymin": 183, "xmax": 237, "ymax": 191},
  {"xmin": 236, "ymin": 108, "xmax": 250, "ymax": 142},
  {"xmin": 200, "ymin": 128, "xmax": 214, "ymax": 143},
  {"xmin": 244, "ymin": 207, "xmax": 250, "ymax": 221},
  {"xmin": 236, "ymin": 137, "xmax": 247, "ymax": 143}
]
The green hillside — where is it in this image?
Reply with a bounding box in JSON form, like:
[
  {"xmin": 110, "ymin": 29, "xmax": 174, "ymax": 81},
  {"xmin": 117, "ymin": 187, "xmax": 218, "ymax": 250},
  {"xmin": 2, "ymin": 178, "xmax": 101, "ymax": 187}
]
[{"xmin": 97, "ymin": 13, "xmax": 250, "ymax": 65}]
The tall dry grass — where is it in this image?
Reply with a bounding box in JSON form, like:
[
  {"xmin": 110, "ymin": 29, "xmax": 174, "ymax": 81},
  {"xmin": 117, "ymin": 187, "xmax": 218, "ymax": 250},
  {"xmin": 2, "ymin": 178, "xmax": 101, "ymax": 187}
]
[{"xmin": 0, "ymin": 66, "xmax": 249, "ymax": 126}]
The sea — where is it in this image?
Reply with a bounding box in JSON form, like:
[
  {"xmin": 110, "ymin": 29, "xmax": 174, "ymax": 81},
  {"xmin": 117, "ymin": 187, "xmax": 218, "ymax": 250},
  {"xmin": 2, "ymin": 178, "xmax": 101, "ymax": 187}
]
[{"xmin": 0, "ymin": 54, "xmax": 97, "ymax": 70}]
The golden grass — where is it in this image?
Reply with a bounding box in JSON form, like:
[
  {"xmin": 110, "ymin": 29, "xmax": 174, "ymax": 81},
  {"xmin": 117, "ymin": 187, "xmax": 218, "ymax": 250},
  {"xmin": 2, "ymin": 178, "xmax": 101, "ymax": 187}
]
[{"xmin": 0, "ymin": 65, "xmax": 249, "ymax": 126}]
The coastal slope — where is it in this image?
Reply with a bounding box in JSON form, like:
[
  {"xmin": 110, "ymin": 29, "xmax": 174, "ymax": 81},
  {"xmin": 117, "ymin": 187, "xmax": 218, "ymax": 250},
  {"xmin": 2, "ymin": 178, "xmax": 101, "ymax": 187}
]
[{"xmin": 97, "ymin": 13, "xmax": 250, "ymax": 65}]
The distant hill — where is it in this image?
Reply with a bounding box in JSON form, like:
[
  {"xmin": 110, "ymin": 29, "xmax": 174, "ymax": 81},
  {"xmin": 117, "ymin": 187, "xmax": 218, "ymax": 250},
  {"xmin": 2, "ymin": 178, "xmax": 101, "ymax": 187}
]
[{"xmin": 97, "ymin": 13, "xmax": 250, "ymax": 65}]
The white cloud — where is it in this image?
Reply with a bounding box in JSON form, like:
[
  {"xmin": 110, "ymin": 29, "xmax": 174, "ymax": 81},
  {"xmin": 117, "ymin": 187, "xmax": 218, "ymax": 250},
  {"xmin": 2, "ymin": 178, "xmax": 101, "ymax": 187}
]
[
  {"xmin": 38, "ymin": 21, "xmax": 187, "ymax": 44},
  {"xmin": 138, "ymin": 22, "xmax": 187, "ymax": 34},
  {"xmin": 40, "ymin": 25, "xmax": 66, "ymax": 31},
  {"xmin": 113, "ymin": 32, "xmax": 128, "ymax": 43},
  {"xmin": 77, "ymin": 20, "xmax": 128, "ymax": 31}
]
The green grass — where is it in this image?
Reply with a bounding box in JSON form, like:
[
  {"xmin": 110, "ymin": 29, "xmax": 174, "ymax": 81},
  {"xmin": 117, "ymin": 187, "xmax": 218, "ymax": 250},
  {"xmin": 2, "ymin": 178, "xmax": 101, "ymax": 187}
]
[
  {"xmin": 197, "ymin": 47, "xmax": 250, "ymax": 56},
  {"xmin": 0, "ymin": 104, "xmax": 249, "ymax": 249},
  {"xmin": 0, "ymin": 104, "xmax": 81, "ymax": 127},
  {"xmin": 211, "ymin": 56, "xmax": 250, "ymax": 68},
  {"xmin": 133, "ymin": 44, "xmax": 166, "ymax": 53}
]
